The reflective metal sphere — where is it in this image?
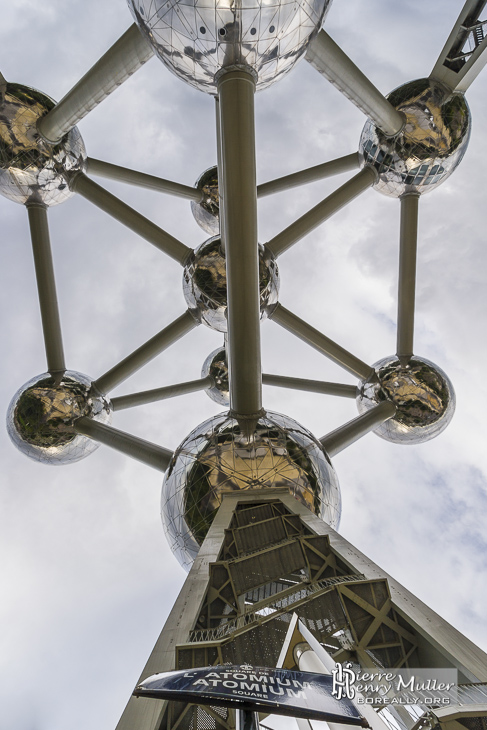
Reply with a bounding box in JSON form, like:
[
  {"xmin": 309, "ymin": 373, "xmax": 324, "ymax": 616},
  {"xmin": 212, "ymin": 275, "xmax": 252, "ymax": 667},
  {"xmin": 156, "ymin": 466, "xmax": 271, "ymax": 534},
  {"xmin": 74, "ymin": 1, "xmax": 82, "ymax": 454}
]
[
  {"xmin": 162, "ymin": 410, "xmax": 341, "ymax": 570},
  {"xmin": 359, "ymin": 79, "xmax": 471, "ymax": 198},
  {"xmin": 201, "ymin": 346, "xmax": 229, "ymax": 406},
  {"xmin": 0, "ymin": 83, "xmax": 86, "ymax": 206},
  {"xmin": 191, "ymin": 166, "xmax": 219, "ymax": 235},
  {"xmin": 356, "ymin": 356, "xmax": 455, "ymax": 444},
  {"xmin": 127, "ymin": 0, "xmax": 333, "ymax": 94},
  {"xmin": 183, "ymin": 236, "xmax": 279, "ymax": 332},
  {"xmin": 7, "ymin": 371, "xmax": 112, "ymax": 464}
]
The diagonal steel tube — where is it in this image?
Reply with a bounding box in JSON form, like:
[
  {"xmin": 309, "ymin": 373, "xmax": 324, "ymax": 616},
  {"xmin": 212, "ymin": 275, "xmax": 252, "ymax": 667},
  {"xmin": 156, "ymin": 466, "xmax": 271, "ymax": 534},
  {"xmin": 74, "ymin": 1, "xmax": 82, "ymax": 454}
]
[
  {"xmin": 271, "ymin": 304, "xmax": 374, "ymax": 381},
  {"xmin": 37, "ymin": 24, "xmax": 153, "ymax": 143},
  {"xmin": 74, "ymin": 417, "xmax": 172, "ymax": 471},
  {"xmin": 217, "ymin": 69, "xmax": 261, "ymax": 416},
  {"xmin": 265, "ymin": 167, "xmax": 376, "ymax": 258},
  {"xmin": 86, "ymin": 158, "xmax": 201, "ymax": 201},
  {"xmin": 262, "ymin": 374, "xmax": 357, "ymax": 398},
  {"xmin": 26, "ymin": 203, "xmax": 66, "ymax": 374},
  {"xmin": 94, "ymin": 310, "xmax": 198, "ymax": 394},
  {"xmin": 111, "ymin": 376, "xmax": 212, "ymax": 410},
  {"xmin": 257, "ymin": 153, "xmax": 360, "ymax": 198},
  {"xmin": 306, "ymin": 30, "xmax": 404, "ymax": 137},
  {"xmin": 70, "ymin": 172, "xmax": 191, "ymax": 264},
  {"xmin": 397, "ymin": 192, "xmax": 420, "ymax": 366},
  {"xmin": 320, "ymin": 401, "xmax": 396, "ymax": 457}
]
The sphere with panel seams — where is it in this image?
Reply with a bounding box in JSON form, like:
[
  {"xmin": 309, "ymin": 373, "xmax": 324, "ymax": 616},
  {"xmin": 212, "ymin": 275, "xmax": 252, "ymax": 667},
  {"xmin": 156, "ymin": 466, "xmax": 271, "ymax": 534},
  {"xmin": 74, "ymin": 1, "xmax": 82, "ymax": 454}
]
[
  {"xmin": 183, "ymin": 235, "xmax": 279, "ymax": 332},
  {"xmin": 356, "ymin": 355, "xmax": 455, "ymax": 444},
  {"xmin": 191, "ymin": 166, "xmax": 219, "ymax": 235},
  {"xmin": 7, "ymin": 371, "xmax": 112, "ymax": 464},
  {"xmin": 201, "ymin": 345, "xmax": 229, "ymax": 406},
  {"xmin": 127, "ymin": 0, "xmax": 334, "ymax": 94},
  {"xmin": 0, "ymin": 83, "xmax": 86, "ymax": 206},
  {"xmin": 161, "ymin": 410, "xmax": 341, "ymax": 570},
  {"xmin": 359, "ymin": 78, "xmax": 471, "ymax": 197}
]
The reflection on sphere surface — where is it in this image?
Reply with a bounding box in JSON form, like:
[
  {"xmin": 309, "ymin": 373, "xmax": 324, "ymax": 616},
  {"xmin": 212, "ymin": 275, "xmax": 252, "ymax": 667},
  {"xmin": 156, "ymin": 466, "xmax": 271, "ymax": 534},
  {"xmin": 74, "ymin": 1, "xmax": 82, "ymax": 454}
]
[
  {"xmin": 128, "ymin": 0, "xmax": 333, "ymax": 94},
  {"xmin": 162, "ymin": 410, "xmax": 341, "ymax": 570},
  {"xmin": 191, "ymin": 166, "xmax": 219, "ymax": 236},
  {"xmin": 183, "ymin": 236, "xmax": 279, "ymax": 332},
  {"xmin": 201, "ymin": 346, "xmax": 229, "ymax": 406},
  {"xmin": 0, "ymin": 83, "xmax": 86, "ymax": 206},
  {"xmin": 7, "ymin": 371, "xmax": 112, "ymax": 464},
  {"xmin": 359, "ymin": 78, "xmax": 471, "ymax": 197},
  {"xmin": 357, "ymin": 356, "xmax": 455, "ymax": 444}
]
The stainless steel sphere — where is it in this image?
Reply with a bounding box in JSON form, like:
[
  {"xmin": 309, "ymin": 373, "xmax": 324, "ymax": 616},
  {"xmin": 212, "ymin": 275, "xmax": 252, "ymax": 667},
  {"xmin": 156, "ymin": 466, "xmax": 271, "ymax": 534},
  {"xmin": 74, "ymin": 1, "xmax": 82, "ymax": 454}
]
[
  {"xmin": 127, "ymin": 0, "xmax": 333, "ymax": 94},
  {"xmin": 7, "ymin": 371, "xmax": 112, "ymax": 464},
  {"xmin": 191, "ymin": 166, "xmax": 219, "ymax": 235},
  {"xmin": 0, "ymin": 83, "xmax": 86, "ymax": 206},
  {"xmin": 161, "ymin": 410, "xmax": 341, "ymax": 570},
  {"xmin": 201, "ymin": 346, "xmax": 229, "ymax": 406},
  {"xmin": 183, "ymin": 236, "xmax": 279, "ymax": 332},
  {"xmin": 356, "ymin": 356, "xmax": 455, "ymax": 444},
  {"xmin": 359, "ymin": 79, "xmax": 471, "ymax": 198}
]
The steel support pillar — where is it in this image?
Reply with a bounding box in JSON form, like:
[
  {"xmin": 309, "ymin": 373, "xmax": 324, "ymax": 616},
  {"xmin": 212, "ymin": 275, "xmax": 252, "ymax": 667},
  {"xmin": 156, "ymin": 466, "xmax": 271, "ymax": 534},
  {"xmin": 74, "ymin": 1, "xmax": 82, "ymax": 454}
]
[
  {"xmin": 26, "ymin": 203, "xmax": 65, "ymax": 374},
  {"xmin": 111, "ymin": 376, "xmax": 212, "ymax": 410},
  {"xmin": 86, "ymin": 158, "xmax": 201, "ymax": 200},
  {"xmin": 257, "ymin": 153, "xmax": 360, "ymax": 198},
  {"xmin": 397, "ymin": 192, "xmax": 419, "ymax": 367},
  {"xmin": 262, "ymin": 373, "xmax": 357, "ymax": 398},
  {"xmin": 320, "ymin": 401, "xmax": 396, "ymax": 457},
  {"xmin": 94, "ymin": 310, "xmax": 198, "ymax": 394},
  {"xmin": 74, "ymin": 418, "xmax": 172, "ymax": 471},
  {"xmin": 217, "ymin": 69, "xmax": 261, "ymax": 417},
  {"xmin": 271, "ymin": 303, "xmax": 374, "ymax": 381},
  {"xmin": 37, "ymin": 24, "xmax": 153, "ymax": 143},
  {"xmin": 266, "ymin": 167, "xmax": 377, "ymax": 258},
  {"xmin": 306, "ymin": 30, "xmax": 404, "ymax": 136},
  {"xmin": 70, "ymin": 172, "xmax": 191, "ymax": 264}
]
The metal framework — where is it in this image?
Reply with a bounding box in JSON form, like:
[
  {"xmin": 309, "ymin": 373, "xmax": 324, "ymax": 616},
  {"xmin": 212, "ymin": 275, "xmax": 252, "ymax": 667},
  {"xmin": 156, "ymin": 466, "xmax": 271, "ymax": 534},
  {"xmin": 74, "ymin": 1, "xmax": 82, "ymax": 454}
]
[{"xmin": 1, "ymin": 1, "xmax": 487, "ymax": 729}]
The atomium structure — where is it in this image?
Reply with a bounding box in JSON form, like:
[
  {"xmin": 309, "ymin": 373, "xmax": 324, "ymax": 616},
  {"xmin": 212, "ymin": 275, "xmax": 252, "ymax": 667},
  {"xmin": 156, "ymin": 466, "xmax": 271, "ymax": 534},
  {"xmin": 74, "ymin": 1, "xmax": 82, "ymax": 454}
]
[{"xmin": 2, "ymin": 1, "xmax": 487, "ymax": 730}]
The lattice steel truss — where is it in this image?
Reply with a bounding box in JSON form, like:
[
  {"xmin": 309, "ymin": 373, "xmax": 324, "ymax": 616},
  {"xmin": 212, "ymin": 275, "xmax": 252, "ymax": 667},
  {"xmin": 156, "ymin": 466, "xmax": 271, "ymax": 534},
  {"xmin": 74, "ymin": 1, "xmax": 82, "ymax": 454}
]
[{"xmin": 2, "ymin": 1, "xmax": 487, "ymax": 729}]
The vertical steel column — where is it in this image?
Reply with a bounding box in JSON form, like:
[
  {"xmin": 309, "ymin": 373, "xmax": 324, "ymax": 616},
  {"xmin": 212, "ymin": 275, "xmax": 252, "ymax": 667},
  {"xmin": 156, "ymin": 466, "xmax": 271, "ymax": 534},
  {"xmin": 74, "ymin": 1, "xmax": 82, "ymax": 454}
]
[
  {"xmin": 396, "ymin": 192, "xmax": 419, "ymax": 366},
  {"xmin": 26, "ymin": 203, "xmax": 65, "ymax": 374},
  {"xmin": 294, "ymin": 644, "xmax": 352, "ymax": 730},
  {"xmin": 217, "ymin": 69, "xmax": 262, "ymax": 417},
  {"xmin": 215, "ymin": 97, "xmax": 225, "ymax": 245},
  {"xmin": 236, "ymin": 709, "xmax": 260, "ymax": 730},
  {"xmin": 37, "ymin": 24, "xmax": 153, "ymax": 143}
]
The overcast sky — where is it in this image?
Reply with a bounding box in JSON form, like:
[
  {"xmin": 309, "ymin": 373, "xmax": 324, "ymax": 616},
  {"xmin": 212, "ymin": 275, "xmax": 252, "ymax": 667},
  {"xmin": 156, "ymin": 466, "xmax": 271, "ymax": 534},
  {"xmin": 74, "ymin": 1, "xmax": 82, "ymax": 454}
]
[{"xmin": 1, "ymin": 1, "xmax": 487, "ymax": 729}]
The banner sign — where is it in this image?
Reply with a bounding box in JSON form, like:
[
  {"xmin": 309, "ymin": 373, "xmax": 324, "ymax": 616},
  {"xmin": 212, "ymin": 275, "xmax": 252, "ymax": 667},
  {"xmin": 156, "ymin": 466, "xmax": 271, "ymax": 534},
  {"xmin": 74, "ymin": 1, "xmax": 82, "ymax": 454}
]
[{"xmin": 134, "ymin": 664, "xmax": 369, "ymax": 724}]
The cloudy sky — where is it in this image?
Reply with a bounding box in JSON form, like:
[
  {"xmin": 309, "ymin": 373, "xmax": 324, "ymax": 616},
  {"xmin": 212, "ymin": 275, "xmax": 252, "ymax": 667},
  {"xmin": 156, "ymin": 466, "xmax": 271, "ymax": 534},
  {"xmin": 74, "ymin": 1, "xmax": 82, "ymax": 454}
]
[{"xmin": 1, "ymin": 1, "xmax": 487, "ymax": 729}]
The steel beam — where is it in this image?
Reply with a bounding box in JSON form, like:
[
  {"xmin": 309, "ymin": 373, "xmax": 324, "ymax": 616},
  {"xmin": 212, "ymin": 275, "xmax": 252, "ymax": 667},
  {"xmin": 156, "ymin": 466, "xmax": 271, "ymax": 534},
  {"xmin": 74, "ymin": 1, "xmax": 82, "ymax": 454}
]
[
  {"xmin": 320, "ymin": 401, "xmax": 396, "ymax": 457},
  {"xmin": 257, "ymin": 153, "xmax": 360, "ymax": 198},
  {"xmin": 26, "ymin": 203, "xmax": 65, "ymax": 374},
  {"xmin": 74, "ymin": 417, "xmax": 172, "ymax": 471},
  {"xmin": 397, "ymin": 192, "xmax": 419, "ymax": 366},
  {"xmin": 271, "ymin": 303, "xmax": 374, "ymax": 381},
  {"xmin": 306, "ymin": 30, "xmax": 404, "ymax": 136},
  {"xmin": 430, "ymin": 0, "xmax": 487, "ymax": 92},
  {"xmin": 94, "ymin": 310, "xmax": 198, "ymax": 394},
  {"xmin": 37, "ymin": 24, "xmax": 153, "ymax": 143},
  {"xmin": 111, "ymin": 376, "xmax": 212, "ymax": 410},
  {"xmin": 70, "ymin": 172, "xmax": 191, "ymax": 264},
  {"xmin": 86, "ymin": 158, "xmax": 200, "ymax": 201},
  {"xmin": 217, "ymin": 69, "xmax": 261, "ymax": 416},
  {"xmin": 265, "ymin": 167, "xmax": 376, "ymax": 258},
  {"xmin": 262, "ymin": 373, "xmax": 357, "ymax": 398}
]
